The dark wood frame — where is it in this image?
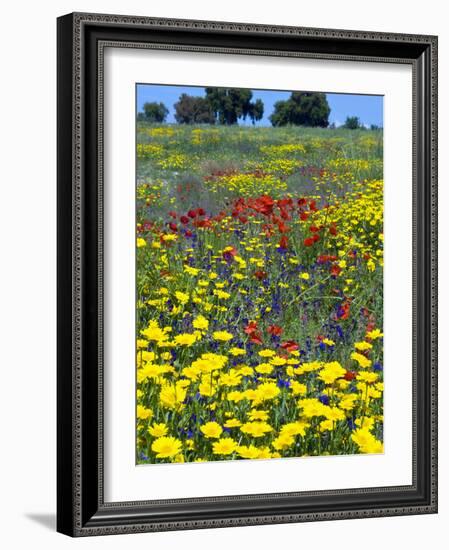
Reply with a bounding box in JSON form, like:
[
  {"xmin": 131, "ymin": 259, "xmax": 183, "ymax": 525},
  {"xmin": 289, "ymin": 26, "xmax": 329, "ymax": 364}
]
[{"xmin": 57, "ymin": 12, "xmax": 438, "ymax": 537}]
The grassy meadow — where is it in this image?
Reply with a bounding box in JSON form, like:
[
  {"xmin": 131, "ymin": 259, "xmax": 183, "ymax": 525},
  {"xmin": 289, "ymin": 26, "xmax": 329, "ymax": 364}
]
[{"xmin": 135, "ymin": 123, "xmax": 384, "ymax": 464}]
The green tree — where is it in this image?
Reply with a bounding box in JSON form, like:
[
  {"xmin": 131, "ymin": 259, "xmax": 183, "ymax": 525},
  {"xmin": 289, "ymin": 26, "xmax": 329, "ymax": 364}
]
[
  {"xmin": 174, "ymin": 94, "xmax": 215, "ymax": 124},
  {"xmin": 142, "ymin": 102, "xmax": 169, "ymax": 123},
  {"xmin": 248, "ymin": 98, "xmax": 264, "ymax": 125},
  {"xmin": 343, "ymin": 116, "xmax": 362, "ymax": 129},
  {"xmin": 204, "ymin": 88, "xmax": 264, "ymax": 125},
  {"xmin": 269, "ymin": 92, "xmax": 330, "ymax": 127}
]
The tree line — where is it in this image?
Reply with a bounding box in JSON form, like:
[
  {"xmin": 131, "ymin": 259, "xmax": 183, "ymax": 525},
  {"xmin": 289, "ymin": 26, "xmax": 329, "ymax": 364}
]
[
  {"xmin": 138, "ymin": 88, "xmax": 377, "ymax": 129},
  {"xmin": 138, "ymin": 88, "xmax": 265, "ymax": 126}
]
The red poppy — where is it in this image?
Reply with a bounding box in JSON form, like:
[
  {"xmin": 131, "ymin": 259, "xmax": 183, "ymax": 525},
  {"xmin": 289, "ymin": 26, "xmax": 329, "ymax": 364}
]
[
  {"xmin": 298, "ymin": 198, "xmax": 307, "ymax": 207},
  {"xmin": 251, "ymin": 195, "xmax": 275, "ymax": 216},
  {"xmin": 168, "ymin": 222, "xmax": 178, "ymax": 232},
  {"xmin": 195, "ymin": 218, "xmax": 212, "ymax": 228},
  {"xmin": 279, "ymin": 235, "xmax": 289, "ymax": 249},
  {"xmin": 278, "ymin": 197, "xmax": 293, "ymax": 208},
  {"xmin": 330, "ymin": 264, "xmax": 342, "ymax": 277},
  {"xmin": 187, "ymin": 209, "xmax": 197, "ymax": 218},
  {"xmin": 198, "ymin": 208, "xmax": 206, "ymax": 216},
  {"xmin": 168, "ymin": 211, "xmax": 177, "ymax": 219},
  {"xmin": 254, "ymin": 270, "xmax": 268, "ymax": 280},
  {"xmin": 277, "ymin": 221, "xmax": 289, "ymax": 234},
  {"xmin": 281, "ymin": 340, "xmax": 300, "ymax": 353},
  {"xmin": 300, "ymin": 211, "xmax": 309, "ymax": 221},
  {"xmin": 268, "ymin": 325, "xmax": 283, "ymax": 336},
  {"xmin": 184, "ymin": 230, "xmax": 193, "ymax": 237},
  {"xmin": 304, "ymin": 237, "xmax": 315, "ymax": 247},
  {"xmin": 309, "ymin": 200, "xmax": 318, "ymax": 212},
  {"xmin": 180, "ymin": 215, "xmax": 189, "ymax": 224},
  {"xmin": 244, "ymin": 321, "xmax": 259, "ymax": 335},
  {"xmin": 329, "ymin": 223, "xmax": 338, "ymax": 236},
  {"xmin": 279, "ymin": 209, "xmax": 291, "ymax": 221},
  {"xmin": 338, "ymin": 301, "xmax": 351, "ymax": 320},
  {"xmin": 312, "ymin": 234, "xmax": 320, "ymax": 243},
  {"xmin": 249, "ymin": 332, "xmax": 263, "ymax": 345},
  {"xmin": 344, "ymin": 370, "xmax": 357, "ymax": 381},
  {"xmin": 243, "ymin": 321, "xmax": 263, "ymax": 344},
  {"xmin": 233, "ymin": 197, "xmax": 246, "ymax": 213},
  {"xmin": 309, "ymin": 225, "xmax": 320, "ymax": 233}
]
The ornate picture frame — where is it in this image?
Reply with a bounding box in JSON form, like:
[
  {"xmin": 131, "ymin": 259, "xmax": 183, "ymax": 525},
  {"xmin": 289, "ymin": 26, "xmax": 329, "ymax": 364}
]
[{"xmin": 57, "ymin": 12, "xmax": 437, "ymax": 536}]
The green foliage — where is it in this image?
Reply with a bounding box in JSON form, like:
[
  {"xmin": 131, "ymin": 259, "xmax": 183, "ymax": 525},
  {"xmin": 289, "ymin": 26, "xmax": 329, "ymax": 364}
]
[
  {"xmin": 248, "ymin": 98, "xmax": 264, "ymax": 125},
  {"xmin": 269, "ymin": 92, "xmax": 330, "ymax": 127},
  {"xmin": 174, "ymin": 94, "xmax": 216, "ymax": 124},
  {"xmin": 143, "ymin": 102, "xmax": 169, "ymax": 123},
  {"xmin": 204, "ymin": 88, "xmax": 264, "ymax": 125},
  {"xmin": 343, "ymin": 116, "xmax": 362, "ymax": 130}
]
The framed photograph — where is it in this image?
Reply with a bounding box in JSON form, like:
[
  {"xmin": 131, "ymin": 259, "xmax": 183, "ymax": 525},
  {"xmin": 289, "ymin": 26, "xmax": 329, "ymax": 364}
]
[{"xmin": 57, "ymin": 12, "xmax": 438, "ymax": 536}]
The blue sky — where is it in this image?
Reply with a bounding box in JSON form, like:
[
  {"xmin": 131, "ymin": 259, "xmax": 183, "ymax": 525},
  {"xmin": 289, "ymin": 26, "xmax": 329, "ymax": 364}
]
[{"xmin": 136, "ymin": 84, "xmax": 383, "ymax": 128}]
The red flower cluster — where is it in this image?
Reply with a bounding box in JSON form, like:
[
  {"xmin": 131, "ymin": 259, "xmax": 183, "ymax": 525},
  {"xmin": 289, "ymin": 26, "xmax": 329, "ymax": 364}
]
[
  {"xmin": 268, "ymin": 325, "xmax": 283, "ymax": 336},
  {"xmin": 137, "ymin": 221, "xmax": 154, "ymax": 233},
  {"xmin": 228, "ymin": 195, "xmax": 327, "ymax": 251},
  {"xmin": 280, "ymin": 340, "xmax": 300, "ymax": 352},
  {"xmin": 337, "ymin": 300, "xmax": 351, "ymax": 321},
  {"xmin": 243, "ymin": 321, "xmax": 299, "ymax": 352},
  {"xmin": 248, "ymin": 195, "xmax": 276, "ymax": 216},
  {"xmin": 304, "ymin": 234, "xmax": 320, "ymax": 247},
  {"xmin": 166, "ymin": 208, "xmax": 209, "ymax": 231},
  {"xmin": 330, "ymin": 264, "xmax": 342, "ymax": 277},
  {"xmin": 317, "ymin": 255, "xmax": 338, "ymax": 264},
  {"xmin": 163, "ymin": 193, "xmax": 338, "ymax": 253},
  {"xmin": 244, "ymin": 321, "xmax": 263, "ymax": 345}
]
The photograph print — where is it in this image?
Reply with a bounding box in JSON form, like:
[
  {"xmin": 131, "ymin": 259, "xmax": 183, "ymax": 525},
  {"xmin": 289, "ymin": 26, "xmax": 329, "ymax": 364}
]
[{"xmin": 135, "ymin": 84, "xmax": 384, "ymax": 465}]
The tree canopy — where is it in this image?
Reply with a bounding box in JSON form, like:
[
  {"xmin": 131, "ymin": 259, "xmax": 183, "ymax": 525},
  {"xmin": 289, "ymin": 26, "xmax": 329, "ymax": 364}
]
[
  {"xmin": 343, "ymin": 116, "xmax": 362, "ymax": 129},
  {"xmin": 174, "ymin": 94, "xmax": 216, "ymax": 124},
  {"xmin": 204, "ymin": 88, "xmax": 264, "ymax": 125},
  {"xmin": 248, "ymin": 99, "xmax": 264, "ymax": 125},
  {"xmin": 142, "ymin": 102, "xmax": 169, "ymax": 123},
  {"xmin": 269, "ymin": 92, "xmax": 330, "ymax": 127}
]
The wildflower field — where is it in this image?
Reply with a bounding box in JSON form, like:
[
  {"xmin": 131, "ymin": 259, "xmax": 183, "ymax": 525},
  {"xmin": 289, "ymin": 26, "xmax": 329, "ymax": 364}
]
[{"xmin": 136, "ymin": 123, "xmax": 384, "ymax": 464}]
